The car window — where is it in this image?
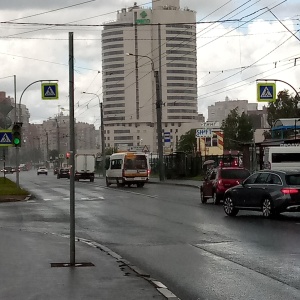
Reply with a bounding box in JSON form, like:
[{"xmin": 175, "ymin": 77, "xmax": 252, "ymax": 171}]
[
  {"xmin": 286, "ymin": 174, "xmax": 300, "ymax": 185},
  {"xmin": 111, "ymin": 159, "xmax": 122, "ymax": 170},
  {"xmin": 266, "ymin": 174, "xmax": 282, "ymax": 185},
  {"xmin": 220, "ymin": 169, "xmax": 250, "ymax": 179},
  {"xmin": 254, "ymin": 172, "xmax": 270, "ymax": 184},
  {"xmin": 244, "ymin": 173, "xmax": 259, "ymax": 184}
]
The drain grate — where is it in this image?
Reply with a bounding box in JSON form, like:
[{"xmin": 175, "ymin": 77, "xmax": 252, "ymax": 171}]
[{"xmin": 51, "ymin": 262, "xmax": 94, "ymax": 268}]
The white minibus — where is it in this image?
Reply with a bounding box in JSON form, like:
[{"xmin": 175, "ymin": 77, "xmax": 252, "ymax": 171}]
[{"xmin": 264, "ymin": 145, "xmax": 300, "ymax": 171}]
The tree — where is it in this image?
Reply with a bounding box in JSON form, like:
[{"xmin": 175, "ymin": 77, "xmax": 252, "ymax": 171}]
[
  {"xmin": 177, "ymin": 129, "xmax": 197, "ymax": 153},
  {"xmin": 267, "ymin": 90, "xmax": 300, "ymax": 127},
  {"xmin": 221, "ymin": 108, "xmax": 254, "ymax": 151}
]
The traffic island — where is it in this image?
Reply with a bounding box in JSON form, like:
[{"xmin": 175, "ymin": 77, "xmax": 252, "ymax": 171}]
[{"xmin": 0, "ymin": 177, "xmax": 30, "ymax": 203}]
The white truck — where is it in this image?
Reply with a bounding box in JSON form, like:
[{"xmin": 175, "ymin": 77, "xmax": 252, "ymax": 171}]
[{"xmin": 74, "ymin": 154, "xmax": 95, "ymax": 182}]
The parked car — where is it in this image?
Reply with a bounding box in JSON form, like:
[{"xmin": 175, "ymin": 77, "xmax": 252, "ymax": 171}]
[
  {"xmin": 223, "ymin": 170, "xmax": 300, "ymax": 218},
  {"xmin": 200, "ymin": 166, "xmax": 251, "ymax": 205},
  {"xmin": 37, "ymin": 166, "xmax": 48, "ymax": 175},
  {"xmin": 57, "ymin": 168, "xmax": 70, "ymax": 179}
]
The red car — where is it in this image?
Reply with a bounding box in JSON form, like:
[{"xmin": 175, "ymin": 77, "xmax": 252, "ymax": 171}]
[{"xmin": 200, "ymin": 167, "xmax": 250, "ymax": 205}]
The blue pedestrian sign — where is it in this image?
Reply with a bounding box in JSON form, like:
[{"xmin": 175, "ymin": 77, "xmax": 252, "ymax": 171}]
[
  {"xmin": 0, "ymin": 130, "xmax": 13, "ymax": 147},
  {"xmin": 41, "ymin": 83, "xmax": 59, "ymax": 100},
  {"xmin": 257, "ymin": 83, "xmax": 276, "ymax": 102}
]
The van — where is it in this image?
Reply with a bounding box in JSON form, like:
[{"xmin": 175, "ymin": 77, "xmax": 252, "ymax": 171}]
[
  {"xmin": 106, "ymin": 152, "xmax": 150, "ymax": 187},
  {"xmin": 264, "ymin": 145, "xmax": 300, "ymax": 171}
]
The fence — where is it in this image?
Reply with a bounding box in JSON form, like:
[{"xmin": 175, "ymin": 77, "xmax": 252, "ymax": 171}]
[{"xmin": 149, "ymin": 152, "xmax": 245, "ymax": 179}]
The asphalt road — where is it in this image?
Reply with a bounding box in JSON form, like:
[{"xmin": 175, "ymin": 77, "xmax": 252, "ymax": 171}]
[{"xmin": 3, "ymin": 170, "xmax": 300, "ymax": 300}]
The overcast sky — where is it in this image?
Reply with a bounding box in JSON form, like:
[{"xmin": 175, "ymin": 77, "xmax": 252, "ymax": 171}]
[{"xmin": 0, "ymin": 0, "xmax": 299, "ymax": 127}]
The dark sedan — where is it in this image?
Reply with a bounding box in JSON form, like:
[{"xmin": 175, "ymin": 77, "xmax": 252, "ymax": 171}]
[
  {"xmin": 57, "ymin": 168, "xmax": 70, "ymax": 179},
  {"xmin": 223, "ymin": 170, "xmax": 300, "ymax": 218}
]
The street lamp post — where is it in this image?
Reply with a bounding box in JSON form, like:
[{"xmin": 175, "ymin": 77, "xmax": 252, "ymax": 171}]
[
  {"xmin": 126, "ymin": 52, "xmax": 164, "ymax": 181},
  {"xmin": 82, "ymin": 92, "xmax": 106, "ymax": 178}
]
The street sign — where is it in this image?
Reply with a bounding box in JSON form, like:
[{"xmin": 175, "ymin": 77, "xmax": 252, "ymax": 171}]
[
  {"xmin": 164, "ymin": 132, "xmax": 171, "ymax": 143},
  {"xmin": 41, "ymin": 83, "xmax": 59, "ymax": 100},
  {"xmin": 195, "ymin": 128, "xmax": 213, "ymax": 138},
  {"xmin": 0, "ymin": 130, "xmax": 13, "ymax": 147},
  {"xmin": 257, "ymin": 83, "xmax": 276, "ymax": 102},
  {"xmin": 59, "ymin": 154, "xmax": 64, "ymax": 158}
]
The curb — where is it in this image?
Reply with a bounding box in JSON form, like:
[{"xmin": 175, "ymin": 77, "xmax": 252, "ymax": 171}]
[
  {"xmin": 78, "ymin": 237, "xmax": 181, "ymax": 300},
  {"xmin": 148, "ymin": 180, "xmax": 200, "ymax": 189}
]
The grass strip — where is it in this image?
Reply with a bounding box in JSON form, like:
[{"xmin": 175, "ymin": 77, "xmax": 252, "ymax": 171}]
[{"xmin": 0, "ymin": 177, "xmax": 29, "ymax": 195}]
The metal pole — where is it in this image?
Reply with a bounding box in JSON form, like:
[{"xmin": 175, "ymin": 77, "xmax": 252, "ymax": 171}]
[
  {"xmin": 56, "ymin": 118, "xmax": 60, "ymax": 167},
  {"xmin": 100, "ymin": 102, "xmax": 106, "ymax": 178},
  {"xmin": 82, "ymin": 92, "xmax": 106, "ymax": 178},
  {"xmin": 295, "ymin": 119, "xmax": 297, "ymax": 140},
  {"xmin": 46, "ymin": 131, "xmax": 49, "ymax": 161},
  {"xmin": 69, "ymin": 32, "xmax": 76, "ymax": 266},
  {"xmin": 14, "ymin": 75, "xmax": 20, "ymax": 187},
  {"xmin": 157, "ymin": 23, "xmax": 164, "ymax": 181}
]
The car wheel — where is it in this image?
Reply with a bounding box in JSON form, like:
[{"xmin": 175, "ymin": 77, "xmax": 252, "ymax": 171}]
[
  {"xmin": 223, "ymin": 195, "xmax": 239, "ymax": 216},
  {"xmin": 262, "ymin": 198, "xmax": 273, "ymax": 218},
  {"xmin": 200, "ymin": 190, "xmax": 207, "ymax": 204},
  {"xmin": 137, "ymin": 182, "xmax": 144, "ymax": 187},
  {"xmin": 106, "ymin": 177, "xmax": 111, "ymax": 187},
  {"xmin": 213, "ymin": 192, "xmax": 221, "ymax": 205}
]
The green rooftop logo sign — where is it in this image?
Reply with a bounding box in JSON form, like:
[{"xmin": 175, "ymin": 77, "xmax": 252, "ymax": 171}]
[{"xmin": 136, "ymin": 10, "xmax": 151, "ymax": 24}]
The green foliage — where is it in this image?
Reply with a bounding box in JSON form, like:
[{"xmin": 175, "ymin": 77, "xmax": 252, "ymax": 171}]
[
  {"xmin": 177, "ymin": 129, "xmax": 197, "ymax": 152},
  {"xmin": 105, "ymin": 147, "xmax": 118, "ymax": 155},
  {"xmin": 267, "ymin": 90, "xmax": 300, "ymax": 127},
  {"xmin": 221, "ymin": 108, "xmax": 254, "ymax": 150}
]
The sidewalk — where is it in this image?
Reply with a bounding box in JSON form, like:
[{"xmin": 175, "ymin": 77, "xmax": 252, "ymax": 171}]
[
  {"xmin": 0, "ymin": 176, "xmax": 198, "ymax": 300},
  {"xmin": 0, "ymin": 227, "xmax": 177, "ymax": 300},
  {"xmin": 148, "ymin": 176, "xmax": 201, "ymax": 189}
]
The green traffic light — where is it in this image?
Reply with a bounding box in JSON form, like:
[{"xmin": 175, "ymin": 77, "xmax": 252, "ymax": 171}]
[{"xmin": 14, "ymin": 138, "xmax": 20, "ymax": 145}]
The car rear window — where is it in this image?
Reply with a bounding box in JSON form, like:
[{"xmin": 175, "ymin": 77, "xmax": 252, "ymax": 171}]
[
  {"xmin": 285, "ymin": 174, "xmax": 300, "ymax": 185},
  {"xmin": 220, "ymin": 169, "xmax": 250, "ymax": 179},
  {"xmin": 125, "ymin": 155, "xmax": 147, "ymax": 170}
]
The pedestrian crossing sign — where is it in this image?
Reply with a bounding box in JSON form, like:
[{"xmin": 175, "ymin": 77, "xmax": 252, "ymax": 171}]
[
  {"xmin": 257, "ymin": 83, "xmax": 276, "ymax": 102},
  {"xmin": 41, "ymin": 83, "xmax": 59, "ymax": 100},
  {"xmin": 0, "ymin": 130, "xmax": 13, "ymax": 146}
]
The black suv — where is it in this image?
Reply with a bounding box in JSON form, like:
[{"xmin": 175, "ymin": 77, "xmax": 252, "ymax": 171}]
[{"xmin": 57, "ymin": 168, "xmax": 70, "ymax": 179}]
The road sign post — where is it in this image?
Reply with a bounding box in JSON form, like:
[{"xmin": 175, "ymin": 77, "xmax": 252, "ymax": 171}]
[
  {"xmin": 42, "ymin": 83, "xmax": 59, "ymax": 100},
  {"xmin": 257, "ymin": 82, "xmax": 276, "ymax": 102},
  {"xmin": 0, "ymin": 130, "xmax": 13, "ymax": 146}
]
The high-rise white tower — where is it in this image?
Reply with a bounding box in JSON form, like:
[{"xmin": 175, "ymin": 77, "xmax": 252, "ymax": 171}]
[{"xmin": 102, "ymin": 0, "xmax": 197, "ymax": 153}]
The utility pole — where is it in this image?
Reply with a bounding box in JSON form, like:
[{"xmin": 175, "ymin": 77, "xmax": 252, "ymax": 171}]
[
  {"xmin": 157, "ymin": 23, "xmax": 164, "ymax": 181},
  {"xmin": 69, "ymin": 32, "xmax": 76, "ymax": 266},
  {"xmin": 82, "ymin": 92, "xmax": 106, "ymax": 178},
  {"xmin": 100, "ymin": 102, "xmax": 106, "ymax": 178},
  {"xmin": 56, "ymin": 118, "xmax": 60, "ymax": 167},
  {"xmin": 126, "ymin": 51, "xmax": 164, "ymax": 181},
  {"xmin": 45, "ymin": 131, "xmax": 49, "ymax": 161}
]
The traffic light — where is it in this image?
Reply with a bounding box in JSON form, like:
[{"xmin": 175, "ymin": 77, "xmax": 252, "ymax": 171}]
[
  {"xmin": 66, "ymin": 152, "xmax": 70, "ymax": 159},
  {"xmin": 12, "ymin": 122, "xmax": 22, "ymax": 147}
]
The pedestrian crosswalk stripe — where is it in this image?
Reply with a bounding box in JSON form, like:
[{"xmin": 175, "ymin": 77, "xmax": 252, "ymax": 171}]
[
  {"xmin": 45, "ymin": 87, "xmax": 56, "ymax": 96},
  {"xmin": 0, "ymin": 133, "xmax": 11, "ymax": 143},
  {"xmin": 261, "ymin": 87, "xmax": 272, "ymax": 98}
]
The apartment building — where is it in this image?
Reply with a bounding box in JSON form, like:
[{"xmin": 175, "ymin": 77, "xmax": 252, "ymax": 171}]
[{"xmin": 102, "ymin": 0, "xmax": 198, "ymax": 153}]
